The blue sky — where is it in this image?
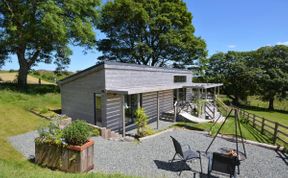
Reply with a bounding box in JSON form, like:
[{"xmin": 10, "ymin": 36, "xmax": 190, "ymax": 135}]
[{"xmin": 2, "ymin": 0, "xmax": 288, "ymax": 71}]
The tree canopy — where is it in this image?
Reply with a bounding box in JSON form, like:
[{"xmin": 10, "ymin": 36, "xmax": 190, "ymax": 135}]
[
  {"xmin": 205, "ymin": 45, "xmax": 288, "ymax": 109},
  {"xmin": 0, "ymin": 0, "xmax": 100, "ymax": 86},
  {"xmin": 206, "ymin": 51, "xmax": 260, "ymax": 105},
  {"xmin": 253, "ymin": 45, "xmax": 288, "ymax": 110},
  {"xmin": 97, "ymin": 0, "xmax": 206, "ymax": 68}
]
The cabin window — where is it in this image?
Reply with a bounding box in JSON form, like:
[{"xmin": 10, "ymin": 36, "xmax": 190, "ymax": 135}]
[
  {"xmin": 174, "ymin": 76, "xmax": 187, "ymax": 83},
  {"xmin": 174, "ymin": 88, "xmax": 186, "ymax": 103},
  {"xmin": 94, "ymin": 93, "xmax": 102, "ymax": 126},
  {"xmin": 125, "ymin": 94, "xmax": 140, "ymax": 125},
  {"xmin": 179, "ymin": 88, "xmax": 186, "ymax": 102}
]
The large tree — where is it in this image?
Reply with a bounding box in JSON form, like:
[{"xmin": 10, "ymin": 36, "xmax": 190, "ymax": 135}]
[
  {"xmin": 206, "ymin": 51, "xmax": 260, "ymax": 105},
  {"xmin": 97, "ymin": 0, "xmax": 206, "ymax": 67},
  {"xmin": 254, "ymin": 45, "xmax": 288, "ymax": 110},
  {"xmin": 0, "ymin": 0, "xmax": 100, "ymax": 86}
]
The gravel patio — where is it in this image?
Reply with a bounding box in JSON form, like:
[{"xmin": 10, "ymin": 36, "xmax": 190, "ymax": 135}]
[{"xmin": 9, "ymin": 129, "xmax": 287, "ymax": 178}]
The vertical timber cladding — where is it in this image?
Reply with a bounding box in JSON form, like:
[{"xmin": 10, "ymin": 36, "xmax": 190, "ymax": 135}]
[
  {"xmin": 105, "ymin": 93, "xmax": 122, "ymax": 131},
  {"xmin": 142, "ymin": 90, "xmax": 174, "ymax": 122}
]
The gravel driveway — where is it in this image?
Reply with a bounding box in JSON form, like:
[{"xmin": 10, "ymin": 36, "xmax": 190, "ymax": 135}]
[{"xmin": 9, "ymin": 129, "xmax": 287, "ymax": 178}]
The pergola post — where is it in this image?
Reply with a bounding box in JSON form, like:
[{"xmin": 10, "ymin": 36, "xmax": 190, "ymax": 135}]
[
  {"xmin": 213, "ymin": 87, "xmax": 216, "ymax": 118},
  {"xmin": 121, "ymin": 95, "xmax": 126, "ymax": 137},
  {"xmin": 157, "ymin": 91, "xmax": 160, "ymax": 129},
  {"xmin": 217, "ymin": 86, "xmax": 220, "ymax": 95},
  {"xmin": 214, "ymin": 87, "xmax": 217, "ymax": 103},
  {"xmin": 137, "ymin": 93, "xmax": 141, "ymax": 108},
  {"xmin": 205, "ymin": 88, "xmax": 207, "ymax": 99}
]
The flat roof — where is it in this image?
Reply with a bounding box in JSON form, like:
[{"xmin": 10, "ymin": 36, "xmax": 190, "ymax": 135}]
[
  {"xmin": 105, "ymin": 83, "xmax": 222, "ymax": 94},
  {"xmin": 106, "ymin": 85, "xmax": 183, "ymax": 95},
  {"xmin": 184, "ymin": 83, "xmax": 223, "ymax": 89},
  {"xmin": 58, "ymin": 61, "xmax": 191, "ymax": 85}
]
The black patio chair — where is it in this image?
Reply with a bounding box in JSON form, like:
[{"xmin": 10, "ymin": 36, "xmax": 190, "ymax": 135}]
[
  {"xmin": 170, "ymin": 136, "xmax": 202, "ymax": 175},
  {"xmin": 208, "ymin": 152, "xmax": 240, "ymax": 178}
]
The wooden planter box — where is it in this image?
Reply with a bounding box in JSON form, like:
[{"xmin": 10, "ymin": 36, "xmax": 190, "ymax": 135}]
[{"xmin": 35, "ymin": 139, "xmax": 94, "ymax": 173}]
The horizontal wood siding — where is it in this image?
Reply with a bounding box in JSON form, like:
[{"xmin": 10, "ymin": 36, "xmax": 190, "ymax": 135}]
[
  {"xmin": 60, "ymin": 70, "xmax": 105, "ymax": 125},
  {"xmin": 142, "ymin": 92, "xmax": 158, "ymax": 122},
  {"xmin": 105, "ymin": 93, "xmax": 122, "ymax": 131},
  {"xmin": 142, "ymin": 90, "xmax": 173, "ymax": 122},
  {"xmin": 159, "ymin": 90, "xmax": 173, "ymax": 113},
  {"xmin": 105, "ymin": 69, "xmax": 192, "ymax": 90}
]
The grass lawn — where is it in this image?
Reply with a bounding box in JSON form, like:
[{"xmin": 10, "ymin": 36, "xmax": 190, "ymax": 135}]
[
  {"xmin": 0, "ymin": 85, "xmax": 132, "ymax": 178},
  {"xmin": 218, "ymin": 95, "xmax": 288, "ymax": 126},
  {"xmin": 175, "ymin": 117, "xmax": 274, "ymax": 146}
]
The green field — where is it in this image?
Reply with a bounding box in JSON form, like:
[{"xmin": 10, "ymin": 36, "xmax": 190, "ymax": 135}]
[
  {"xmin": 0, "ymin": 85, "xmax": 130, "ymax": 178},
  {"xmin": 0, "ymin": 72, "xmax": 53, "ymax": 84},
  {"xmin": 29, "ymin": 70, "xmax": 73, "ymax": 83},
  {"xmin": 0, "ymin": 70, "xmax": 73, "ymax": 84},
  {"xmin": 218, "ymin": 95, "xmax": 288, "ymax": 125}
]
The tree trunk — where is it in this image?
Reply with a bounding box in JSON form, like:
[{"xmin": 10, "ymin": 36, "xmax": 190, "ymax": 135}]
[
  {"xmin": 268, "ymin": 97, "xmax": 274, "ymax": 110},
  {"xmin": 18, "ymin": 65, "xmax": 29, "ymax": 87},
  {"xmin": 17, "ymin": 51, "xmax": 29, "ymax": 87}
]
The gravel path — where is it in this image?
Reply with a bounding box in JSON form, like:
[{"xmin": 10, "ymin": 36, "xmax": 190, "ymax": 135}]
[{"xmin": 9, "ymin": 129, "xmax": 287, "ymax": 178}]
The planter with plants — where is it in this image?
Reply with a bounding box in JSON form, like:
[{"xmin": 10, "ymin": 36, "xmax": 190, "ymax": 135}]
[{"xmin": 35, "ymin": 120, "xmax": 94, "ymax": 173}]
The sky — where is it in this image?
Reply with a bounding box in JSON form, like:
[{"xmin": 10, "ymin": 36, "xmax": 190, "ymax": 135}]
[{"xmin": 2, "ymin": 0, "xmax": 288, "ymax": 72}]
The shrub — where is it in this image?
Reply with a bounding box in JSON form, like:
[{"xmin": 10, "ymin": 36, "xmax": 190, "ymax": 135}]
[
  {"xmin": 0, "ymin": 77, "xmax": 3, "ymax": 82},
  {"xmin": 39, "ymin": 108, "xmax": 49, "ymax": 114},
  {"xmin": 142, "ymin": 126, "xmax": 155, "ymax": 136},
  {"xmin": 90, "ymin": 127, "xmax": 100, "ymax": 137},
  {"xmin": 36, "ymin": 122, "xmax": 63, "ymax": 145},
  {"xmin": 63, "ymin": 120, "xmax": 90, "ymax": 145},
  {"xmin": 135, "ymin": 108, "xmax": 149, "ymax": 137}
]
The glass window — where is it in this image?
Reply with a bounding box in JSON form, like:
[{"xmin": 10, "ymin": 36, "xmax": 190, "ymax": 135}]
[
  {"xmin": 174, "ymin": 76, "xmax": 187, "ymax": 83},
  {"xmin": 179, "ymin": 88, "xmax": 186, "ymax": 102},
  {"xmin": 125, "ymin": 94, "xmax": 139, "ymax": 125},
  {"xmin": 94, "ymin": 93, "xmax": 102, "ymax": 125}
]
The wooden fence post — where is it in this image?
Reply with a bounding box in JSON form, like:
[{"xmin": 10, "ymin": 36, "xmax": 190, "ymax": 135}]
[
  {"xmin": 261, "ymin": 118, "xmax": 265, "ymax": 134},
  {"xmin": 273, "ymin": 123, "xmax": 279, "ymax": 145},
  {"xmin": 252, "ymin": 115, "xmax": 256, "ymax": 128}
]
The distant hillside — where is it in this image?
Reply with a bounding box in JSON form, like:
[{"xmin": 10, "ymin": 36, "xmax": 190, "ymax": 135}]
[
  {"xmin": 0, "ymin": 70, "xmax": 73, "ymax": 84},
  {"xmin": 29, "ymin": 70, "xmax": 73, "ymax": 83}
]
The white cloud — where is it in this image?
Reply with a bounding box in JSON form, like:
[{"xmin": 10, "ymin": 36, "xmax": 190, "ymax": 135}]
[
  {"xmin": 227, "ymin": 44, "xmax": 236, "ymax": 49},
  {"xmin": 276, "ymin": 41, "xmax": 288, "ymax": 46}
]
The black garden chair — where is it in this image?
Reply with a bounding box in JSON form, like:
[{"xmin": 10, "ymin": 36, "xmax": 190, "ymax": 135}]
[{"xmin": 170, "ymin": 136, "xmax": 202, "ymax": 175}]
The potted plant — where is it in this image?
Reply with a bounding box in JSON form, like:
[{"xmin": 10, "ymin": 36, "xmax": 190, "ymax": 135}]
[{"xmin": 35, "ymin": 120, "xmax": 94, "ymax": 173}]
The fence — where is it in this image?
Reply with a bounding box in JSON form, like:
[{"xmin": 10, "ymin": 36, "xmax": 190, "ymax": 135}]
[
  {"xmin": 215, "ymin": 97, "xmax": 288, "ymax": 148},
  {"xmin": 239, "ymin": 110, "xmax": 288, "ymax": 147}
]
